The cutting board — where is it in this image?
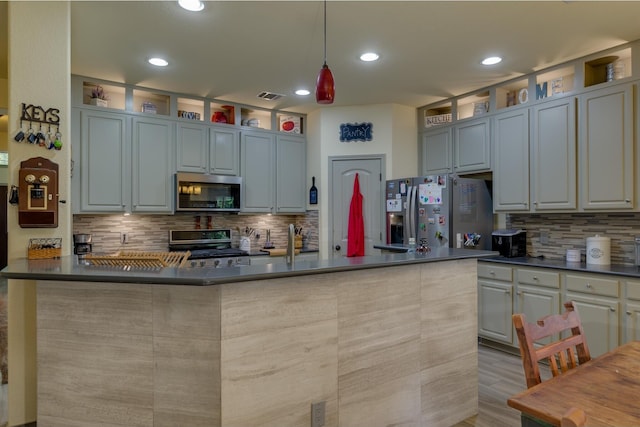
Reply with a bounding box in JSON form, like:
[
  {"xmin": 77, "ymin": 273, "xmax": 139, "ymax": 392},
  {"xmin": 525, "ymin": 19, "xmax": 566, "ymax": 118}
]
[{"xmin": 262, "ymin": 248, "xmax": 300, "ymax": 257}]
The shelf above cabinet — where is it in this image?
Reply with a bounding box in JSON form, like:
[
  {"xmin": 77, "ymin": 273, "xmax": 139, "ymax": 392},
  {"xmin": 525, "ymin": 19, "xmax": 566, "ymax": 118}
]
[{"xmin": 82, "ymin": 81, "xmax": 125, "ymax": 110}]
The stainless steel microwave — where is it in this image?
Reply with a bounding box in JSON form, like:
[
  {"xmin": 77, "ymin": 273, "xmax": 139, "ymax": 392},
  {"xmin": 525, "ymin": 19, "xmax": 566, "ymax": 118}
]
[{"xmin": 175, "ymin": 173, "xmax": 242, "ymax": 212}]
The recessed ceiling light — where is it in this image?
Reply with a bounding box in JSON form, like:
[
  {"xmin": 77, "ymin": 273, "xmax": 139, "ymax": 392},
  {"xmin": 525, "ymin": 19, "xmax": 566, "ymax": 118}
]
[
  {"xmin": 482, "ymin": 56, "xmax": 502, "ymax": 65},
  {"xmin": 148, "ymin": 57, "xmax": 169, "ymax": 67},
  {"xmin": 295, "ymin": 89, "xmax": 311, "ymax": 96},
  {"xmin": 178, "ymin": 0, "xmax": 204, "ymax": 12},
  {"xmin": 360, "ymin": 52, "xmax": 380, "ymax": 62}
]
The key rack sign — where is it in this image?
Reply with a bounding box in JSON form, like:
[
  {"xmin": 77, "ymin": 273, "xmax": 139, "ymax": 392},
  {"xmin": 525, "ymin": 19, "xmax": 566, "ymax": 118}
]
[{"xmin": 13, "ymin": 103, "xmax": 63, "ymax": 150}]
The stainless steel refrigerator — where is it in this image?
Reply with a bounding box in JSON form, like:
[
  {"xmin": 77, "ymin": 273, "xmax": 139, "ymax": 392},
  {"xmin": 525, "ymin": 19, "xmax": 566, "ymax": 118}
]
[{"xmin": 385, "ymin": 174, "xmax": 493, "ymax": 250}]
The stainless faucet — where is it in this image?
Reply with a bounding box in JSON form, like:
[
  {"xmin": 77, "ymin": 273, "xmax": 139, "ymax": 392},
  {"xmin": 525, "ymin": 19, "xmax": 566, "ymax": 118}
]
[{"xmin": 286, "ymin": 223, "xmax": 295, "ymax": 267}]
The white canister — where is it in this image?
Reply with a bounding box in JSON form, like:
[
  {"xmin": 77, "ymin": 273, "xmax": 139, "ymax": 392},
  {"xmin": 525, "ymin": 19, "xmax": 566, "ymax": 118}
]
[
  {"xmin": 239, "ymin": 236, "xmax": 251, "ymax": 253},
  {"xmin": 566, "ymin": 249, "xmax": 581, "ymax": 263},
  {"xmin": 586, "ymin": 235, "xmax": 611, "ymax": 265}
]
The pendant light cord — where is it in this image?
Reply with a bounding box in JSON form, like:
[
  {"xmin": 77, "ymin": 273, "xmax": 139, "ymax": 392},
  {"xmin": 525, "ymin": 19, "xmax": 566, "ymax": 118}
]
[{"xmin": 323, "ymin": 0, "xmax": 327, "ymax": 65}]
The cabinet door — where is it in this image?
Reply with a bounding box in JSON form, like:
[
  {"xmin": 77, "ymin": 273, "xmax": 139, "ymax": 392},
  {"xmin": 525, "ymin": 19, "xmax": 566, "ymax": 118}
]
[
  {"xmin": 421, "ymin": 127, "xmax": 452, "ymax": 175},
  {"xmin": 209, "ymin": 126, "xmax": 239, "ymax": 176},
  {"xmin": 454, "ymin": 118, "xmax": 491, "ymax": 174},
  {"xmin": 478, "ymin": 280, "xmax": 514, "ymax": 344},
  {"xmin": 516, "ymin": 285, "xmax": 560, "ymax": 345},
  {"xmin": 241, "ymin": 131, "xmax": 275, "ymax": 213},
  {"xmin": 624, "ymin": 302, "xmax": 640, "ymax": 344},
  {"xmin": 276, "ymin": 134, "xmax": 306, "ymax": 213},
  {"xmin": 80, "ymin": 110, "xmax": 129, "ymax": 212},
  {"xmin": 532, "ymin": 97, "xmax": 577, "ymax": 211},
  {"xmin": 493, "ymin": 109, "xmax": 530, "ymax": 212},
  {"xmin": 579, "ymin": 84, "xmax": 634, "ymax": 210},
  {"xmin": 566, "ymin": 293, "xmax": 619, "ymax": 358},
  {"xmin": 176, "ymin": 122, "xmax": 207, "ymax": 172},
  {"xmin": 132, "ymin": 117, "xmax": 174, "ymax": 213}
]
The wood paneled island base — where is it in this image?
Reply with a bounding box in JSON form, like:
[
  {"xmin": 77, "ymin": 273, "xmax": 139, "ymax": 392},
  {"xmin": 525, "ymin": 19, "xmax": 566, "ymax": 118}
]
[{"xmin": 35, "ymin": 259, "xmax": 478, "ymax": 427}]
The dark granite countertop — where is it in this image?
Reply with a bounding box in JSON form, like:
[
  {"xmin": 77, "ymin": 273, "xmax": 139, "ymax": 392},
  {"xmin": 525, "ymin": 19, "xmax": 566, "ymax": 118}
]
[
  {"xmin": 481, "ymin": 256, "xmax": 640, "ymax": 279},
  {"xmin": 247, "ymin": 248, "xmax": 319, "ymax": 257},
  {"xmin": 1, "ymin": 248, "xmax": 497, "ymax": 286}
]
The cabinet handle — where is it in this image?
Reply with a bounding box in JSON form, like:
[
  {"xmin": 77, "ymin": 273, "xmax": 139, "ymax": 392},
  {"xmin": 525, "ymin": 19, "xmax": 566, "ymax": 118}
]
[
  {"xmin": 625, "ymin": 199, "xmax": 631, "ymax": 203},
  {"xmin": 489, "ymin": 270, "xmax": 495, "ymax": 275},
  {"xmin": 610, "ymin": 307, "xmax": 616, "ymax": 312},
  {"xmin": 507, "ymin": 289, "xmax": 511, "ymax": 295},
  {"xmin": 586, "ymin": 283, "xmax": 592, "ymax": 288},
  {"xmin": 517, "ymin": 291, "xmax": 522, "ymax": 296},
  {"xmin": 627, "ymin": 311, "xmax": 632, "ymax": 315},
  {"xmin": 533, "ymin": 276, "xmax": 538, "ymax": 280},
  {"xmin": 533, "ymin": 201, "xmax": 537, "ymax": 205}
]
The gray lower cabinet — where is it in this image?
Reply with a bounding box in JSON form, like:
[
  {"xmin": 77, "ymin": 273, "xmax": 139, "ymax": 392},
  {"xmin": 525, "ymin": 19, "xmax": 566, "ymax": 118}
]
[
  {"xmin": 625, "ymin": 280, "xmax": 640, "ymax": 343},
  {"xmin": 176, "ymin": 122, "xmax": 239, "ymax": 175},
  {"xmin": 74, "ymin": 109, "xmax": 174, "ymax": 213},
  {"xmin": 478, "ymin": 263, "xmax": 514, "ymax": 344},
  {"xmin": 492, "ymin": 108, "xmax": 530, "ymax": 212},
  {"xmin": 516, "ymin": 268, "xmax": 561, "ymax": 345},
  {"xmin": 241, "ymin": 131, "xmax": 306, "ymax": 213},
  {"xmin": 579, "ymin": 83, "xmax": 634, "ymax": 210}
]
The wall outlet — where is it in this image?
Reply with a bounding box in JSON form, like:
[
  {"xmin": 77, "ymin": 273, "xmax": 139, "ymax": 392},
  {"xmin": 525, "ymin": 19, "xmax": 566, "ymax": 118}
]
[
  {"xmin": 121, "ymin": 232, "xmax": 129, "ymax": 244},
  {"xmin": 539, "ymin": 231, "xmax": 549, "ymax": 245},
  {"xmin": 311, "ymin": 401, "xmax": 325, "ymax": 427}
]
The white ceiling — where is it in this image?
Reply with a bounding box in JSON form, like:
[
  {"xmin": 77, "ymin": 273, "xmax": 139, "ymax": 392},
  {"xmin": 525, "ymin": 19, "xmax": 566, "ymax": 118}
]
[{"xmin": 4, "ymin": 1, "xmax": 640, "ymax": 115}]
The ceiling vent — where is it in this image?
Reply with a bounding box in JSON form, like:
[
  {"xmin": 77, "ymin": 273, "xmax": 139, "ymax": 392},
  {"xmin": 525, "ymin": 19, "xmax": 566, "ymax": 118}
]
[{"xmin": 257, "ymin": 91, "xmax": 285, "ymax": 101}]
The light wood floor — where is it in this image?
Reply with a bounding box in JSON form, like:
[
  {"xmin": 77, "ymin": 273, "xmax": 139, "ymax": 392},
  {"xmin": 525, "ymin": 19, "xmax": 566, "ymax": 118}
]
[
  {"xmin": 453, "ymin": 343, "xmax": 533, "ymax": 427},
  {"xmin": 0, "ymin": 342, "xmax": 529, "ymax": 427}
]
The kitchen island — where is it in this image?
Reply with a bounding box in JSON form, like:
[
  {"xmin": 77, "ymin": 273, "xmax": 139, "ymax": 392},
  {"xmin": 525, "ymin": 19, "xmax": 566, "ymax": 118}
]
[{"xmin": 2, "ymin": 248, "xmax": 495, "ymax": 427}]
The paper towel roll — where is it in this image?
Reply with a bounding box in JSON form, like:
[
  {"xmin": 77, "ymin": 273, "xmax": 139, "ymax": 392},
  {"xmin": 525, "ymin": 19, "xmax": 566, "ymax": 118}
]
[{"xmin": 586, "ymin": 235, "xmax": 610, "ymax": 265}]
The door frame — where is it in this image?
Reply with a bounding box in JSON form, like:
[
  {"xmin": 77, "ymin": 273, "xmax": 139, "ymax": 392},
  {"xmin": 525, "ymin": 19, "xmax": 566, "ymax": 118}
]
[{"xmin": 328, "ymin": 154, "xmax": 386, "ymax": 258}]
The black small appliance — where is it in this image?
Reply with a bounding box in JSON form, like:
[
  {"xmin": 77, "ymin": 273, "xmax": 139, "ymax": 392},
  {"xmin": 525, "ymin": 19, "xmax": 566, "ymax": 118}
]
[{"xmin": 491, "ymin": 229, "xmax": 527, "ymax": 258}]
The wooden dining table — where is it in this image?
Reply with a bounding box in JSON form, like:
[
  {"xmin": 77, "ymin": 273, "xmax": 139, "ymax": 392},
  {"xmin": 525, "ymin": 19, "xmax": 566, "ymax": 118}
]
[{"xmin": 507, "ymin": 340, "xmax": 640, "ymax": 427}]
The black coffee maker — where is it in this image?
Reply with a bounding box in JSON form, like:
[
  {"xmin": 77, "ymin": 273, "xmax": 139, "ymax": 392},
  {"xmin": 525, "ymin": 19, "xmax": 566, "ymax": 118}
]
[{"xmin": 73, "ymin": 234, "xmax": 92, "ymax": 260}]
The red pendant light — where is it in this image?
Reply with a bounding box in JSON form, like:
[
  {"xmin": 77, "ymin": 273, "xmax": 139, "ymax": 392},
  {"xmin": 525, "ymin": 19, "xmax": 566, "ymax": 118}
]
[{"xmin": 316, "ymin": 0, "xmax": 335, "ymax": 104}]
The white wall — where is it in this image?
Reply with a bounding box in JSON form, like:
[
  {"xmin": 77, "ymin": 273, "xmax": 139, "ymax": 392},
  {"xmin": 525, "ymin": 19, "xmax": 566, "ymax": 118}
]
[{"xmin": 308, "ymin": 103, "xmax": 417, "ymax": 259}]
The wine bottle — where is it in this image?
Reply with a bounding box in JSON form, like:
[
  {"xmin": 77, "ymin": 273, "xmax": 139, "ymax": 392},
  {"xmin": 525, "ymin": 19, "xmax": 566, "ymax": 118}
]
[{"xmin": 309, "ymin": 176, "xmax": 318, "ymax": 205}]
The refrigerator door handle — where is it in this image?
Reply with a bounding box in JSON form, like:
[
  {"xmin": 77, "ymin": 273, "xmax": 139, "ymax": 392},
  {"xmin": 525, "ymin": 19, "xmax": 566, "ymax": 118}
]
[
  {"xmin": 409, "ymin": 185, "xmax": 416, "ymax": 240},
  {"xmin": 405, "ymin": 185, "xmax": 413, "ymax": 243}
]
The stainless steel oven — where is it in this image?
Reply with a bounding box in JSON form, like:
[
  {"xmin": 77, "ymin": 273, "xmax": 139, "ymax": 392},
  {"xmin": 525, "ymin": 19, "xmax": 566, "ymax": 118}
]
[
  {"xmin": 175, "ymin": 173, "xmax": 241, "ymax": 212},
  {"xmin": 169, "ymin": 229, "xmax": 250, "ymax": 268}
]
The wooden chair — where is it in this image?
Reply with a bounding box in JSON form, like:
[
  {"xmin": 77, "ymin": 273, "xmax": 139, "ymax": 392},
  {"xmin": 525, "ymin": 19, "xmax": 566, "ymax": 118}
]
[
  {"xmin": 512, "ymin": 301, "xmax": 591, "ymax": 389},
  {"xmin": 561, "ymin": 407, "xmax": 587, "ymax": 427}
]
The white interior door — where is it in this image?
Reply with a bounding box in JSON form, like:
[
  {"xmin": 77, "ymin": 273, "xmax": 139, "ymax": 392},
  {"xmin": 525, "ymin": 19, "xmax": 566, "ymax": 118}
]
[{"xmin": 330, "ymin": 157, "xmax": 384, "ymax": 258}]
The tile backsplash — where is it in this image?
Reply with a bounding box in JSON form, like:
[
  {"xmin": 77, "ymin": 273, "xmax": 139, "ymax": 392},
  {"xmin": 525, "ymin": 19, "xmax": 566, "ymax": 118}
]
[
  {"xmin": 507, "ymin": 212, "xmax": 640, "ymax": 265},
  {"xmin": 73, "ymin": 211, "xmax": 318, "ymax": 255}
]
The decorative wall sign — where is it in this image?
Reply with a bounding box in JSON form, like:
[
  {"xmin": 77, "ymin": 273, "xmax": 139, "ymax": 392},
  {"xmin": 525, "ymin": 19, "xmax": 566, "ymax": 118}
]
[
  {"xmin": 340, "ymin": 122, "xmax": 373, "ymax": 142},
  {"xmin": 14, "ymin": 103, "xmax": 63, "ymax": 150}
]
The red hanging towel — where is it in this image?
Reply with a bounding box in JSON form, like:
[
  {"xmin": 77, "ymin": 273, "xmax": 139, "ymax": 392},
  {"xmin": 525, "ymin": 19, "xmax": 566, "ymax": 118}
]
[{"xmin": 347, "ymin": 173, "xmax": 365, "ymax": 257}]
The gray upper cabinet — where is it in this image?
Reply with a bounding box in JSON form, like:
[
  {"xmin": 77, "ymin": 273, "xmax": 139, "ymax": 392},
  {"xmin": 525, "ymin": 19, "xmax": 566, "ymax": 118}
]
[
  {"xmin": 531, "ymin": 97, "xmax": 577, "ymax": 211},
  {"xmin": 275, "ymin": 134, "xmax": 306, "ymax": 213},
  {"xmin": 493, "ymin": 108, "xmax": 530, "ymax": 212},
  {"xmin": 74, "ymin": 109, "xmax": 175, "ymax": 214},
  {"xmin": 241, "ymin": 131, "xmax": 276, "ymax": 213},
  {"xmin": 240, "ymin": 131, "xmax": 306, "ymax": 214},
  {"xmin": 176, "ymin": 122, "xmax": 208, "ymax": 173},
  {"xmin": 177, "ymin": 122, "xmax": 240, "ymax": 176},
  {"xmin": 209, "ymin": 126, "xmax": 239, "ymax": 176},
  {"xmin": 132, "ymin": 117, "xmax": 174, "ymax": 213},
  {"xmin": 579, "ymin": 83, "xmax": 634, "ymax": 210},
  {"xmin": 453, "ymin": 117, "xmax": 491, "ymax": 174},
  {"xmin": 421, "ymin": 127, "xmax": 453, "ymax": 175},
  {"xmin": 78, "ymin": 109, "xmax": 130, "ymax": 213}
]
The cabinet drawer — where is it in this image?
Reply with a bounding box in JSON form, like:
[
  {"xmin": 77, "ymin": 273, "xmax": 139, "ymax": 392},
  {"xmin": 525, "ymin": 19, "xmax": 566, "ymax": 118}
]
[
  {"xmin": 626, "ymin": 280, "xmax": 640, "ymax": 301},
  {"xmin": 565, "ymin": 274, "xmax": 620, "ymax": 298},
  {"xmin": 478, "ymin": 264, "xmax": 512, "ymax": 281},
  {"xmin": 517, "ymin": 268, "xmax": 560, "ymax": 288}
]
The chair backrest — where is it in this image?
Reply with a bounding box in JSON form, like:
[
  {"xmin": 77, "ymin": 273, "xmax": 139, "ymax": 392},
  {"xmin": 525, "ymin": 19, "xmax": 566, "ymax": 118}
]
[{"xmin": 512, "ymin": 301, "xmax": 591, "ymax": 388}]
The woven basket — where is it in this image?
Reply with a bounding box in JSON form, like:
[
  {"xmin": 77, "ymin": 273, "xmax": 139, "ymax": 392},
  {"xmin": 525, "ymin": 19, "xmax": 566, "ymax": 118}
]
[{"xmin": 28, "ymin": 247, "xmax": 62, "ymax": 260}]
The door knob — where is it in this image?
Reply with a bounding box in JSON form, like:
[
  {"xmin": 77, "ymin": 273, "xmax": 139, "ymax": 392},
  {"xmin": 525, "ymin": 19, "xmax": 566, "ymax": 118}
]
[{"xmin": 335, "ymin": 245, "xmax": 341, "ymax": 251}]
